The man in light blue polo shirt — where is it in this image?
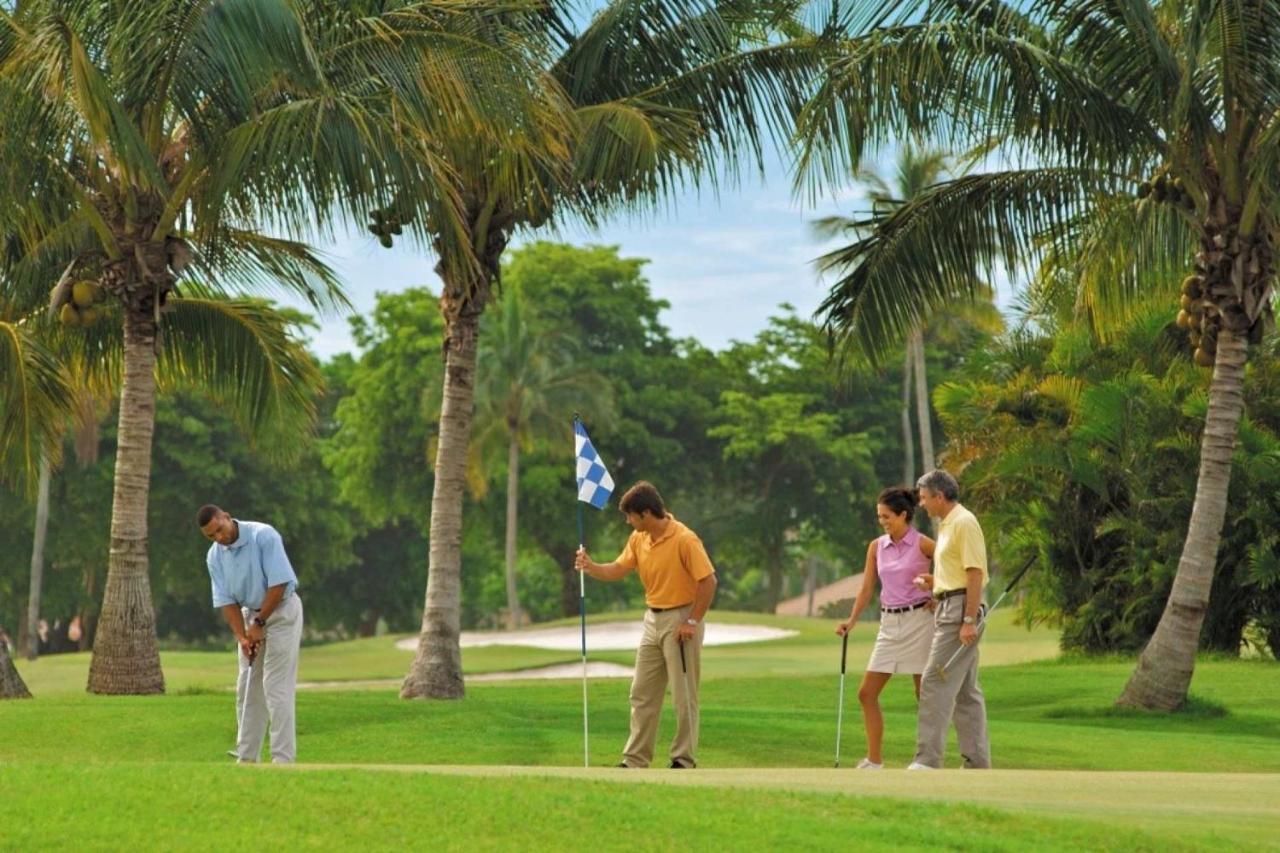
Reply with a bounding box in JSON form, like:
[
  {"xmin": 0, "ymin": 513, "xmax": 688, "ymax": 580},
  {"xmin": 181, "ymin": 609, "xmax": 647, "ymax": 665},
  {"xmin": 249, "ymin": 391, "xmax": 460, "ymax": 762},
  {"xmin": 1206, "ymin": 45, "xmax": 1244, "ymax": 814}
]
[{"xmin": 198, "ymin": 504, "xmax": 303, "ymax": 764}]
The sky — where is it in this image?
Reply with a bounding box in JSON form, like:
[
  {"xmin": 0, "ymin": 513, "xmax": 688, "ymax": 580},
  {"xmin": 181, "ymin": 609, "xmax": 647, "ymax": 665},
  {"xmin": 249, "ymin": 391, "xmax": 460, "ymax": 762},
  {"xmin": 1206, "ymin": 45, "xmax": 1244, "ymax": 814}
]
[{"xmin": 288, "ymin": 154, "xmax": 868, "ymax": 360}]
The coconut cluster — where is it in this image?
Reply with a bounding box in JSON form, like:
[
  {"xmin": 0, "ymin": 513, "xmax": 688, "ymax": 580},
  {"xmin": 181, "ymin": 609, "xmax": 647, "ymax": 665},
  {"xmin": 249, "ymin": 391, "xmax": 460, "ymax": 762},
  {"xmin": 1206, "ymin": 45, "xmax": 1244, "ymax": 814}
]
[
  {"xmin": 367, "ymin": 207, "xmax": 412, "ymax": 249},
  {"xmin": 1175, "ymin": 226, "xmax": 1274, "ymax": 368},
  {"xmin": 1137, "ymin": 171, "xmax": 1194, "ymax": 211},
  {"xmin": 59, "ymin": 280, "xmax": 107, "ymax": 327}
]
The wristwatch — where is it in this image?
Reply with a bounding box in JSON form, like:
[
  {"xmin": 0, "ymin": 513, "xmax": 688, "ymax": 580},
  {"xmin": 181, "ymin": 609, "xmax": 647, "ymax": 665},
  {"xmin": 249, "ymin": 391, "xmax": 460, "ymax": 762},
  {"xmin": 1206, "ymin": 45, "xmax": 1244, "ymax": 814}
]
[
  {"xmin": 962, "ymin": 615, "xmax": 976, "ymax": 625},
  {"xmin": 252, "ymin": 616, "xmax": 267, "ymax": 628},
  {"xmin": 685, "ymin": 618, "xmax": 698, "ymax": 627}
]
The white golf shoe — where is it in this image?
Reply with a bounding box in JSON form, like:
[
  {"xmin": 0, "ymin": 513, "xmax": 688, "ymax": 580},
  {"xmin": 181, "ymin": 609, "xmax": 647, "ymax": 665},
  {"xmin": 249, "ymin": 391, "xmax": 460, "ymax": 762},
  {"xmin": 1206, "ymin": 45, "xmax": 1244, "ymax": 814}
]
[
  {"xmin": 854, "ymin": 758, "xmax": 883, "ymax": 769},
  {"xmin": 906, "ymin": 762, "xmax": 936, "ymax": 770}
]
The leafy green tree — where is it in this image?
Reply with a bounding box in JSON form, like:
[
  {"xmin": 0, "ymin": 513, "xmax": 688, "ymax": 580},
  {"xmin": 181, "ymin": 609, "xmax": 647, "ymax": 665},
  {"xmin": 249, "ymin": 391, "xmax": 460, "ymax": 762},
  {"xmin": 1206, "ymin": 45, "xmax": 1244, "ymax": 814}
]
[
  {"xmin": 799, "ymin": 0, "xmax": 1280, "ymax": 709},
  {"xmin": 936, "ymin": 292, "xmax": 1280, "ymax": 658},
  {"xmin": 498, "ymin": 242, "xmax": 733, "ymax": 617},
  {"xmin": 469, "ymin": 281, "xmax": 611, "ymax": 629},
  {"xmin": 710, "ymin": 311, "xmax": 878, "ymax": 609}
]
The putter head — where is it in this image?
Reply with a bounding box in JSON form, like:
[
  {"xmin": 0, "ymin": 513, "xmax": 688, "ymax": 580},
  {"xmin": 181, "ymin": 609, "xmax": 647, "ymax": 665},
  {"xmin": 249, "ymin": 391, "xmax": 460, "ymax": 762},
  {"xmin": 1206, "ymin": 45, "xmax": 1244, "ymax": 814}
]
[{"xmin": 935, "ymin": 664, "xmax": 949, "ymax": 682}]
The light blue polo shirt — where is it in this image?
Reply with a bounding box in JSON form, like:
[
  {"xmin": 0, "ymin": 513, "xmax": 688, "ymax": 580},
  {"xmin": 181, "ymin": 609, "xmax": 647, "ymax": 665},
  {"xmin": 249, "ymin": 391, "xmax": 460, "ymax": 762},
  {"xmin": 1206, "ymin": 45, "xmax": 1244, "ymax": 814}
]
[{"xmin": 207, "ymin": 520, "xmax": 298, "ymax": 610}]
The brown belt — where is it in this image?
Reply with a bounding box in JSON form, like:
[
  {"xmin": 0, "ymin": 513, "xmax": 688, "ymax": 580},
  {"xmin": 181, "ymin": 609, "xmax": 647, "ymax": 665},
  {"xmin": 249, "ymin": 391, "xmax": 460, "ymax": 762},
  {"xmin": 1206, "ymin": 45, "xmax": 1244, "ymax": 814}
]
[
  {"xmin": 882, "ymin": 600, "xmax": 930, "ymax": 614},
  {"xmin": 648, "ymin": 603, "xmax": 691, "ymax": 613},
  {"xmin": 934, "ymin": 588, "xmax": 966, "ymax": 601}
]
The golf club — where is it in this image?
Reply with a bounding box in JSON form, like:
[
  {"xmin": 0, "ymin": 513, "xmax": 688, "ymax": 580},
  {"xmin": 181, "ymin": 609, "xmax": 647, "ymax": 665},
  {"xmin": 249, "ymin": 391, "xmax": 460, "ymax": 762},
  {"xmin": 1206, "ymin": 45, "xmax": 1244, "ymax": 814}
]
[
  {"xmin": 936, "ymin": 555, "xmax": 1036, "ymax": 682},
  {"xmin": 834, "ymin": 629, "xmax": 848, "ymax": 768}
]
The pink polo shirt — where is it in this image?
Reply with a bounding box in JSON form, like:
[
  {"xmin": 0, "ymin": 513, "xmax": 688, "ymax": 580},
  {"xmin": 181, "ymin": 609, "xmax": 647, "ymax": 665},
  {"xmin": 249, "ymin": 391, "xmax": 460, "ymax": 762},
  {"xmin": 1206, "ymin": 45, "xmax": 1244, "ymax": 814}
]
[{"xmin": 875, "ymin": 527, "xmax": 932, "ymax": 608}]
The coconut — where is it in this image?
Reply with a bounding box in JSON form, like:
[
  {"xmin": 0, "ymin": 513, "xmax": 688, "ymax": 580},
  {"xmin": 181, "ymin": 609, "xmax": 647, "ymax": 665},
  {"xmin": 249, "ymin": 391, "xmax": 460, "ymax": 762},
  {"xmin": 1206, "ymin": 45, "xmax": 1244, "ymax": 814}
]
[
  {"xmin": 72, "ymin": 280, "xmax": 99, "ymax": 307},
  {"xmin": 80, "ymin": 308, "xmax": 99, "ymax": 326},
  {"xmin": 1193, "ymin": 348, "xmax": 1215, "ymax": 367},
  {"xmin": 59, "ymin": 303, "xmax": 80, "ymax": 326},
  {"xmin": 378, "ymin": 233, "xmax": 393, "ymax": 249},
  {"xmin": 1137, "ymin": 182, "xmax": 1152, "ymax": 199},
  {"xmin": 1176, "ymin": 309, "xmax": 1192, "ymax": 329}
]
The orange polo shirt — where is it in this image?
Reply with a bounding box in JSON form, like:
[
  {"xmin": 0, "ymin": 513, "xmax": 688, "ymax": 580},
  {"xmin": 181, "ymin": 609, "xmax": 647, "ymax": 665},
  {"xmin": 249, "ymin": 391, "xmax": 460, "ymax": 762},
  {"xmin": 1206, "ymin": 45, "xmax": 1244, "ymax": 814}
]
[{"xmin": 615, "ymin": 517, "xmax": 716, "ymax": 608}]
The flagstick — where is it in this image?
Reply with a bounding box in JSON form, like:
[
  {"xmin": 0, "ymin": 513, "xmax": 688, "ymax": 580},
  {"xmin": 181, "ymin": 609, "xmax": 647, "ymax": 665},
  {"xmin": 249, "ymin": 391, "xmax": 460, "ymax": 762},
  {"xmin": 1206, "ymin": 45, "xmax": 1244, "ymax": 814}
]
[{"xmin": 577, "ymin": 499, "xmax": 589, "ymax": 768}]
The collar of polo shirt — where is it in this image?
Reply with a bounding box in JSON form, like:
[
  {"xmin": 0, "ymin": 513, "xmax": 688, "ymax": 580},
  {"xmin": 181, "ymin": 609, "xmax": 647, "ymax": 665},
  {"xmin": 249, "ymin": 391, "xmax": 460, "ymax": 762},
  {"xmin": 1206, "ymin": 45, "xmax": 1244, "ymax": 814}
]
[{"xmin": 222, "ymin": 519, "xmax": 250, "ymax": 550}]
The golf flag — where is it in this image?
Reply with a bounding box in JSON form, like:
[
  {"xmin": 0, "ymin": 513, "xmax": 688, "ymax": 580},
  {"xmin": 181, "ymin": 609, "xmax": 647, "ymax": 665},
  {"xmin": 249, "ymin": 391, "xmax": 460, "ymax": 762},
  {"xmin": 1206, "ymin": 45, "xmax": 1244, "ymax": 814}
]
[{"xmin": 574, "ymin": 420, "xmax": 614, "ymax": 510}]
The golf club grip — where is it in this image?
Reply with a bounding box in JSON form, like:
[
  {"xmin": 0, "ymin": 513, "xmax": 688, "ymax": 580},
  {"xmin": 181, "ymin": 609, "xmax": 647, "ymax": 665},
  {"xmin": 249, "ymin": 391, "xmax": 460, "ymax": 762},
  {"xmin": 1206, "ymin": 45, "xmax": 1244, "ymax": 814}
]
[
  {"xmin": 840, "ymin": 630, "xmax": 848, "ymax": 674},
  {"xmin": 1002, "ymin": 555, "xmax": 1037, "ymax": 595}
]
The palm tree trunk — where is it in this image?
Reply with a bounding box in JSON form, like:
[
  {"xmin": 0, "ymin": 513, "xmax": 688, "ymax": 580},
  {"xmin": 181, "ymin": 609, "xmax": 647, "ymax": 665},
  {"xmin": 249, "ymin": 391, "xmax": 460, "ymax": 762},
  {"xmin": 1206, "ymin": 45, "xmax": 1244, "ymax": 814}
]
[
  {"xmin": 0, "ymin": 640, "xmax": 31, "ymax": 699},
  {"xmin": 901, "ymin": 343, "xmax": 915, "ymax": 484},
  {"xmin": 25, "ymin": 455, "xmax": 51, "ymax": 661},
  {"xmin": 401, "ymin": 264, "xmax": 493, "ymax": 699},
  {"xmin": 87, "ymin": 309, "xmax": 165, "ymax": 695},
  {"xmin": 911, "ymin": 328, "xmax": 935, "ymax": 471},
  {"xmin": 1118, "ymin": 328, "xmax": 1247, "ymax": 710},
  {"xmin": 504, "ymin": 434, "xmax": 522, "ymax": 630}
]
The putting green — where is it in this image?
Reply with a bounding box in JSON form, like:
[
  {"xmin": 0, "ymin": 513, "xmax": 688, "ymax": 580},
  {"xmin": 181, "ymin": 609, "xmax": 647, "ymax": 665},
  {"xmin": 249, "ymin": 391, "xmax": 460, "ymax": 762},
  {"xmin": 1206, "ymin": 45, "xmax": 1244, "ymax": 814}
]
[{"xmin": 283, "ymin": 764, "xmax": 1280, "ymax": 847}]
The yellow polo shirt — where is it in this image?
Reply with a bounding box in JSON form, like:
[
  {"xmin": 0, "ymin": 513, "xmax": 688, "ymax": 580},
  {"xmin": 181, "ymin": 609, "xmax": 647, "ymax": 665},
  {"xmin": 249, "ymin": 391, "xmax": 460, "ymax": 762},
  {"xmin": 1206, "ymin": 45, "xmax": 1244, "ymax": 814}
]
[
  {"xmin": 933, "ymin": 503, "xmax": 988, "ymax": 593},
  {"xmin": 615, "ymin": 517, "xmax": 716, "ymax": 608}
]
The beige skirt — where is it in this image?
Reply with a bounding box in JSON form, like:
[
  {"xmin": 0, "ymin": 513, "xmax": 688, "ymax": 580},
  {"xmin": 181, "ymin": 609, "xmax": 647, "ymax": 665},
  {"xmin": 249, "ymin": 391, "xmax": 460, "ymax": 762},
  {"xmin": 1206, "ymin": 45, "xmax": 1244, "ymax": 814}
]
[{"xmin": 866, "ymin": 605, "xmax": 934, "ymax": 675}]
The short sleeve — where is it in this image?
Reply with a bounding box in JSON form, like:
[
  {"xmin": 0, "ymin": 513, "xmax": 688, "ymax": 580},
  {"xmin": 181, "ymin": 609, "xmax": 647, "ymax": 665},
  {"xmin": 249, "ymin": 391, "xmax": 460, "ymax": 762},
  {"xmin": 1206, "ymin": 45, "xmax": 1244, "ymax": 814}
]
[
  {"xmin": 960, "ymin": 517, "xmax": 987, "ymax": 572},
  {"xmin": 615, "ymin": 534, "xmax": 639, "ymax": 571},
  {"xmin": 208, "ymin": 548, "xmax": 234, "ymax": 608},
  {"xmin": 258, "ymin": 527, "xmax": 298, "ymax": 587},
  {"xmin": 679, "ymin": 534, "xmax": 715, "ymax": 581}
]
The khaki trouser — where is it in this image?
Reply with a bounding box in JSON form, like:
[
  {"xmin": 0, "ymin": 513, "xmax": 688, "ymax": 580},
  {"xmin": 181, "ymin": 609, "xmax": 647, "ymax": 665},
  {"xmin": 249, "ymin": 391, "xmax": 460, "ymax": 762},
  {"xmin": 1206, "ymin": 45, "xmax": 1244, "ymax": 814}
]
[
  {"xmin": 236, "ymin": 594, "xmax": 304, "ymax": 763},
  {"xmin": 621, "ymin": 604, "xmax": 704, "ymax": 768},
  {"xmin": 913, "ymin": 594, "xmax": 991, "ymax": 769}
]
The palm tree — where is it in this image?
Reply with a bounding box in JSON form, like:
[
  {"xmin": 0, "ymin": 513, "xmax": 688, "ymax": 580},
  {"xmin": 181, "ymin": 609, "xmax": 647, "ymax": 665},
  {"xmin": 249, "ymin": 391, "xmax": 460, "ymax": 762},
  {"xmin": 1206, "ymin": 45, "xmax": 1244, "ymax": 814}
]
[
  {"xmin": 401, "ymin": 0, "xmax": 831, "ymax": 700},
  {"xmin": 814, "ymin": 146, "xmax": 954, "ymax": 478},
  {"xmin": 0, "ymin": 0, "xmax": 552, "ymax": 693},
  {"xmin": 468, "ymin": 281, "xmax": 611, "ymax": 629},
  {"xmin": 797, "ymin": 0, "xmax": 1280, "ymax": 710}
]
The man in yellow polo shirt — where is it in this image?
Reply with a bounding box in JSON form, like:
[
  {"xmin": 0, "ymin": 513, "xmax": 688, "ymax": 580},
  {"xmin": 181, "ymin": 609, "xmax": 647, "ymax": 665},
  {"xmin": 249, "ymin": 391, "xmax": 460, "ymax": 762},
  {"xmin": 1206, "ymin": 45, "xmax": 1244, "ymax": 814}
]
[
  {"xmin": 575, "ymin": 481, "xmax": 718, "ymax": 769},
  {"xmin": 907, "ymin": 469, "xmax": 991, "ymax": 770}
]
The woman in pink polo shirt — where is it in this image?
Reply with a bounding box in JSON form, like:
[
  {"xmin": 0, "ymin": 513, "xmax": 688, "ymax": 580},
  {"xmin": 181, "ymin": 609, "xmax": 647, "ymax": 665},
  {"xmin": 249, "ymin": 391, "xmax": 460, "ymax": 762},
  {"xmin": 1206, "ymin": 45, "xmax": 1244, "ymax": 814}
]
[{"xmin": 835, "ymin": 486, "xmax": 935, "ymax": 769}]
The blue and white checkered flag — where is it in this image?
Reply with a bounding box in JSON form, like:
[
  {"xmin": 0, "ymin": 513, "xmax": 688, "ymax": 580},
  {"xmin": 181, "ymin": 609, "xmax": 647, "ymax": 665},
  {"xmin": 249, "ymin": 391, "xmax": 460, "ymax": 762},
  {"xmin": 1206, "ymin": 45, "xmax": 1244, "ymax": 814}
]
[{"xmin": 574, "ymin": 420, "xmax": 614, "ymax": 510}]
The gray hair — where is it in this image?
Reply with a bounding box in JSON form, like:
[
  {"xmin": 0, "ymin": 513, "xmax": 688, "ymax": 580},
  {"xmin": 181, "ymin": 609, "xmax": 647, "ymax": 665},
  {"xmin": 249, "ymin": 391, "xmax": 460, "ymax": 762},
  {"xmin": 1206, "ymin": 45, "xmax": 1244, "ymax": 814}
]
[{"xmin": 916, "ymin": 469, "xmax": 959, "ymax": 502}]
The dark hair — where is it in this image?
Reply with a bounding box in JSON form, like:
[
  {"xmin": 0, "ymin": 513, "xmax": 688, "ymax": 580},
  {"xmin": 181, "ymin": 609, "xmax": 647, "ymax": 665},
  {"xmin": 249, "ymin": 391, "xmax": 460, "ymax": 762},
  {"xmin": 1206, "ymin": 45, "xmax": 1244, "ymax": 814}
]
[
  {"xmin": 877, "ymin": 486, "xmax": 918, "ymax": 519},
  {"xmin": 619, "ymin": 481, "xmax": 666, "ymax": 519},
  {"xmin": 196, "ymin": 504, "xmax": 223, "ymax": 527}
]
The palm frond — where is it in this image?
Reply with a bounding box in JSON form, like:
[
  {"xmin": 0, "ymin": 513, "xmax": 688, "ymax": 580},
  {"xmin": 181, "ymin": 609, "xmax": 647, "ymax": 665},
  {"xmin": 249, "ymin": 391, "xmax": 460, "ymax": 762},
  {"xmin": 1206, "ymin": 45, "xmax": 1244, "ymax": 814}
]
[
  {"xmin": 0, "ymin": 315, "xmax": 74, "ymax": 491},
  {"xmin": 795, "ymin": 17, "xmax": 1159, "ymax": 191},
  {"xmin": 156, "ymin": 287, "xmax": 323, "ymax": 456},
  {"xmin": 814, "ymin": 167, "xmax": 1103, "ymax": 364},
  {"xmin": 189, "ymin": 228, "xmax": 349, "ymax": 315}
]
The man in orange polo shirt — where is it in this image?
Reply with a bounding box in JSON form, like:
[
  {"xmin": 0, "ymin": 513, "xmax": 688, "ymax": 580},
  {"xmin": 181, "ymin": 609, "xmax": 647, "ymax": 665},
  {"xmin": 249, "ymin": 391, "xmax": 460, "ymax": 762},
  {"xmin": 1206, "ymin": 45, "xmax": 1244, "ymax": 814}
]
[{"xmin": 576, "ymin": 481, "xmax": 718, "ymax": 769}]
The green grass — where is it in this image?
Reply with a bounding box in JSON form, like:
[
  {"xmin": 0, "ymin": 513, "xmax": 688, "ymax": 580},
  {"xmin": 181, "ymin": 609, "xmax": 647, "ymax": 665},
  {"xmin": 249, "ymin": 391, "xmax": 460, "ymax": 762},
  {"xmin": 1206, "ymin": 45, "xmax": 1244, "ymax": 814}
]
[
  {"xmin": 6, "ymin": 612, "xmax": 1279, "ymax": 850},
  {"xmin": 0, "ymin": 764, "xmax": 1221, "ymax": 852}
]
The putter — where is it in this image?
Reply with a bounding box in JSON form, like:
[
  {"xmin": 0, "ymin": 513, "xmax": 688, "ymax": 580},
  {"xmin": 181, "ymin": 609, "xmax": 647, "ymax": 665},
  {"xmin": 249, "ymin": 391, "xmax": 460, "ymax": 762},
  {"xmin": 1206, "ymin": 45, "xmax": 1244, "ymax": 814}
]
[
  {"xmin": 936, "ymin": 555, "xmax": 1036, "ymax": 682},
  {"xmin": 835, "ymin": 629, "xmax": 848, "ymax": 768}
]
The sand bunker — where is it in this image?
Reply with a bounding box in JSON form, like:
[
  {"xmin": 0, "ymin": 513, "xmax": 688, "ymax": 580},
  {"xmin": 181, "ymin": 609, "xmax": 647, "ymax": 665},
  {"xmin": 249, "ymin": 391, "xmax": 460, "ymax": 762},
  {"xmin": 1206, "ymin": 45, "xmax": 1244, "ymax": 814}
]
[
  {"xmin": 395, "ymin": 621, "xmax": 795, "ymax": 653},
  {"xmin": 296, "ymin": 661, "xmax": 635, "ymax": 690}
]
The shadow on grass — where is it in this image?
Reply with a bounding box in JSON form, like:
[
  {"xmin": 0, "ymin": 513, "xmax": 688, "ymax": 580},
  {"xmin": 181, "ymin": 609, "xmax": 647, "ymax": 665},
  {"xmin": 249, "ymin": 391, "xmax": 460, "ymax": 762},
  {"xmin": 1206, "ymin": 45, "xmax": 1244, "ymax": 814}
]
[{"xmin": 1044, "ymin": 694, "xmax": 1228, "ymax": 721}]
